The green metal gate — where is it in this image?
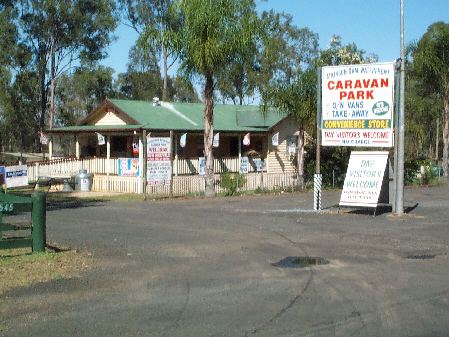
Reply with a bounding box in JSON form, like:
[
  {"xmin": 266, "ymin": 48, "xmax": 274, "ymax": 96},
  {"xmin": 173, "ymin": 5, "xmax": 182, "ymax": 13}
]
[{"xmin": 0, "ymin": 192, "xmax": 46, "ymax": 252}]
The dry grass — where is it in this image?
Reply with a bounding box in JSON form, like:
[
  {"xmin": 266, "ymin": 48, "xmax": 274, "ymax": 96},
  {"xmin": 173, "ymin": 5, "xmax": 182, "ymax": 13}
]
[{"xmin": 0, "ymin": 247, "xmax": 92, "ymax": 295}]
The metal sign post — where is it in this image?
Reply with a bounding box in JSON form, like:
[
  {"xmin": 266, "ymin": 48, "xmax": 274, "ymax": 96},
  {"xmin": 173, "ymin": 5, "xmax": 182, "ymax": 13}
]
[{"xmin": 395, "ymin": 0, "xmax": 406, "ymax": 215}]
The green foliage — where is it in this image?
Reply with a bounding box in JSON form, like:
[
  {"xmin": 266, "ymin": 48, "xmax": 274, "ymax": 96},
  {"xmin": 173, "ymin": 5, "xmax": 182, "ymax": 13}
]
[
  {"xmin": 405, "ymin": 159, "xmax": 439, "ymax": 186},
  {"xmin": 319, "ymin": 35, "xmax": 378, "ymax": 66},
  {"xmin": 411, "ymin": 22, "xmax": 449, "ymax": 177},
  {"xmin": 305, "ymin": 146, "xmax": 351, "ymax": 188},
  {"xmin": 404, "ymin": 159, "xmax": 420, "ymax": 185},
  {"xmin": 219, "ymin": 172, "xmax": 246, "ymax": 196},
  {"xmin": 173, "ymin": 0, "xmax": 262, "ymax": 79},
  {"xmin": 57, "ymin": 66, "xmax": 114, "ymax": 125},
  {"xmin": 172, "ymin": 76, "xmax": 200, "ymax": 103},
  {"xmin": 420, "ymin": 165, "xmax": 436, "ymax": 185},
  {"xmin": 412, "ymin": 22, "xmax": 449, "ymax": 96},
  {"xmin": 13, "ymin": 0, "xmax": 117, "ymax": 133}
]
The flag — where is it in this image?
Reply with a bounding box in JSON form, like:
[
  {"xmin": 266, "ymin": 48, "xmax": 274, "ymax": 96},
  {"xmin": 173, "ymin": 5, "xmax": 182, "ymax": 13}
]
[
  {"xmin": 39, "ymin": 132, "xmax": 48, "ymax": 145},
  {"xmin": 243, "ymin": 133, "xmax": 250, "ymax": 146},
  {"xmin": 132, "ymin": 142, "xmax": 139, "ymax": 155},
  {"xmin": 180, "ymin": 133, "xmax": 187, "ymax": 148},
  {"xmin": 97, "ymin": 133, "xmax": 105, "ymax": 145},
  {"xmin": 213, "ymin": 132, "xmax": 219, "ymax": 147},
  {"xmin": 272, "ymin": 132, "xmax": 279, "ymax": 146}
]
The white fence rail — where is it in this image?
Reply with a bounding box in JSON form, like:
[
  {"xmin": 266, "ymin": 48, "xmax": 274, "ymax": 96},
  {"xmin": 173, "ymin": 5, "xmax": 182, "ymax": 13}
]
[
  {"xmin": 90, "ymin": 172, "xmax": 297, "ymax": 196},
  {"xmin": 28, "ymin": 156, "xmax": 265, "ymax": 181},
  {"xmin": 27, "ymin": 157, "xmax": 118, "ymax": 181}
]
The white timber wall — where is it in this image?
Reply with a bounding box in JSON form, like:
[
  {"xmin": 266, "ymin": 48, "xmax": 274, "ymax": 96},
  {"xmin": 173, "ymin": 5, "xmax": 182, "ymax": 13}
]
[{"xmin": 266, "ymin": 116, "xmax": 298, "ymax": 174}]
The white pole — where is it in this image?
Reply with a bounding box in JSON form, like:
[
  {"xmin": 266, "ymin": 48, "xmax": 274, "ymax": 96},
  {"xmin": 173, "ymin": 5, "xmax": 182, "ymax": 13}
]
[
  {"xmin": 138, "ymin": 134, "xmax": 143, "ymax": 194},
  {"xmin": 48, "ymin": 138, "xmax": 53, "ymax": 160},
  {"xmin": 75, "ymin": 135, "xmax": 80, "ymax": 159},
  {"xmin": 106, "ymin": 135, "xmax": 111, "ymax": 191}
]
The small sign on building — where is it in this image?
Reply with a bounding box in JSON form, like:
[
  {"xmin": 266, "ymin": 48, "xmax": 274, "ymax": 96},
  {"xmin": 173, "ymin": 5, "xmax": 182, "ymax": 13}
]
[
  {"xmin": 240, "ymin": 156, "xmax": 249, "ymax": 174},
  {"xmin": 198, "ymin": 157, "xmax": 206, "ymax": 176},
  {"xmin": 118, "ymin": 158, "xmax": 140, "ymax": 177}
]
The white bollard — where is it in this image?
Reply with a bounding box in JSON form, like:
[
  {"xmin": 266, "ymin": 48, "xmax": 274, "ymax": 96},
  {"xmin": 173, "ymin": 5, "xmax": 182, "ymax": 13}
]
[{"xmin": 313, "ymin": 173, "xmax": 322, "ymax": 211}]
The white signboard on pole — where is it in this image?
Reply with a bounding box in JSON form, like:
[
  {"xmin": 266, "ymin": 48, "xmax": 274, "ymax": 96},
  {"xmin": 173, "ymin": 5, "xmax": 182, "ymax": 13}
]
[
  {"xmin": 198, "ymin": 157, "xmax": 206, "ymax": 176},
  {"xmin": 340, "ymin": 151, "xmax": 389, "ymax": 207},
  {"xmin": 5, "ymin": 165, "xmax": 28, "ymax": 188},
  {"xmin": 321, "ymin": 62, "xmax": 395, "ymax": 147},
  {"xmin": 240, "ymin": 156, "xmax": 249, "ymax": 174},
  {"xmin": 147, "ymin": 137, "xmax": 171, "ymax": 186}
]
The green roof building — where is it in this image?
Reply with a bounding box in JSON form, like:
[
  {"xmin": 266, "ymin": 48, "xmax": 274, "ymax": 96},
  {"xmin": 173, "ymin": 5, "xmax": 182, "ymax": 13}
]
[{"xmin": 43, "ymin": 99, "xmax": 300, "ymax": 191}]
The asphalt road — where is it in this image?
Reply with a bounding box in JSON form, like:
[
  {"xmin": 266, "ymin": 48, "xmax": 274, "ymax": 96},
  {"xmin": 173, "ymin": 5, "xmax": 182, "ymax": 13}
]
[{"xmin": 2, "ymin": 186, "xmax": 449, "ymax": 336}]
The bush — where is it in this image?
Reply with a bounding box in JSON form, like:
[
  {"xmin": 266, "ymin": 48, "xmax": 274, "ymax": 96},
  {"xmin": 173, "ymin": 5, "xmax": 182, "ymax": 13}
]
[
  {"xmin": 404, "ymin": 159, "xmax": 420, "ymax": 185},
  {"xmin": 405, "ymin": 158, "xmax": 439, "ymax": 185},
  {"xmin": 218, "ymin": 172, "xmax": 246, "ymax": 196}
]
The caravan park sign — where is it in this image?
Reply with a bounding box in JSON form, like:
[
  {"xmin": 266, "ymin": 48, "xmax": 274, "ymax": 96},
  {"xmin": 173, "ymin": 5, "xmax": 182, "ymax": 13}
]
[{"xmin": 321, "ymin": 62, "xmax": 395, "ymax": 147}]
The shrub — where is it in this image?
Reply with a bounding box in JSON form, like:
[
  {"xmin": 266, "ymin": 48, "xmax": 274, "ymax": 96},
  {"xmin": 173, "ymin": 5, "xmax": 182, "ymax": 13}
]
[{"xmin": 218, "ymin": 172, "xmax": 246, "ymax": 196}]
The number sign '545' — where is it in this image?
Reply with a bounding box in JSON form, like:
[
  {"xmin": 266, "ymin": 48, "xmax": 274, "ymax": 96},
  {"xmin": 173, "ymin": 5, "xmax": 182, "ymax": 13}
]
[{"xmin": 321, "ymin": 62, "xmax": 395, "ymax": 148}]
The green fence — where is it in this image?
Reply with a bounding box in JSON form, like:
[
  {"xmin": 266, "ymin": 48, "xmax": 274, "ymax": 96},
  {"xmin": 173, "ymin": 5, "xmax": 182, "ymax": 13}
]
[{"xmin": 0, "ymin": 192, "xmax": 46, "ymax": 252}]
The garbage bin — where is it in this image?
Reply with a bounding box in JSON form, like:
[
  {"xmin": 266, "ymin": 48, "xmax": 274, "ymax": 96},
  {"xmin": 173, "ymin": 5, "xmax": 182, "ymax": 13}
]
[{"xmin": 73, "ymin": 169, "xmax": 92, "ymax": 192}]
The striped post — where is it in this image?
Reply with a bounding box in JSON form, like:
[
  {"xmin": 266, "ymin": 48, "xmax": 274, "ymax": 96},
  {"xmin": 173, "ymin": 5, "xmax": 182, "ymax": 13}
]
[{"xmin": 313, "ymin": 174, "xmax": 322, "ymax": 211}]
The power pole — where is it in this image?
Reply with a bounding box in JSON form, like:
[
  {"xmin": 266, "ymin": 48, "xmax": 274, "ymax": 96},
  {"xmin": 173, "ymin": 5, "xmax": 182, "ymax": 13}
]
[{"xmin": 396, "ymin": 0, "xmax": 406, "ymax": 215}]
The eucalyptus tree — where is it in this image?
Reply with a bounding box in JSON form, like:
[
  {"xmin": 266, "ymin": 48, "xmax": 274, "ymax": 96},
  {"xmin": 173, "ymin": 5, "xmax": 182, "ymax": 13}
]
[
  {"xmin": 319, "ymin": 35, "xmax": 377, "ymax": 67},
  {"xmin": 57, "ymin": 66, "xmax": 114, "ymax": 126},
  {"xmin": 172, "ymin": 76, "xmax": 200, "ymax": 103},
  {"xmin": 0, "ymin": 1, "xmax": 18, "ymax": 151},
  {"xmin": 166, "ymin": 0, "xmax": 262, "ymax": 197},
  {"xmin": 215, "ymin": 34, "xmax": 258, "ymax": 105},
  {"xmin": 259, "ymin": 10, "xmax": 319, "ymax": 189},
  {"xmin": 13, "ymin": 0, "xmax": 116, "ymax": 135},
  {"xmin": 115, "ymin": 44, "xmax": 163, "ymax": 100},
  {"xmin": 411, "ymin": 22, "xmax": 449, "ymax": 177},
  {"xmin": 120, "ymin": 0, "xmax": 180, "ymax": 101}
]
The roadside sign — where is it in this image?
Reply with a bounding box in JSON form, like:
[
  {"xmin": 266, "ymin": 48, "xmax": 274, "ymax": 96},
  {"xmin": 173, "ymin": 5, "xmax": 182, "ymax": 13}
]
[
  {"xmin": 5, "ymin": 165, "xmax": 28, "ymax": 188},
  {"xmin": 147, "ymin": 137, "xmax": 171, "ymax": 185},
  {"xmin": 321, "ymin": 62, "xmax": 395, "ymax": 147},
  {"xmin": 340, "ymin": 151, "xmax": 389, "ymax": 207}
]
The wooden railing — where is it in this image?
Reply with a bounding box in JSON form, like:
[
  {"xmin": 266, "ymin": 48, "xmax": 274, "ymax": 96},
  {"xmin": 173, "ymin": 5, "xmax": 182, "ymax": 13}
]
[
  {"xmin": 27, "ymin": 157, "xmax": 119, "ymax": 181},
  {"xmin": 27, "ymin": 156, "xmax": 265, "ymax": 181},
  {"xmin": 91, "ymin": 172, "xmax": 297, "ymax": 195}
]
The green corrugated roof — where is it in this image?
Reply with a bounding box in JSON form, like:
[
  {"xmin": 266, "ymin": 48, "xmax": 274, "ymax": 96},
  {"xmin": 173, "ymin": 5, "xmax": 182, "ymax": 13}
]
[
  {"xmin": 48, "ymin": 125, "xmax": 141, "ymax": 133},
  {"xmin": 49, "ymin": 99, "xmax": 287, "ymax": 133}
]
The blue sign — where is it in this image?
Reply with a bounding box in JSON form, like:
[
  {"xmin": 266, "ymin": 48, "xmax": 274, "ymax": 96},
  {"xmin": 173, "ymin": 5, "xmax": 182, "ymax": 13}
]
[{"xmin": 118, "ymin": 158, "xmax": 140, "ymax": 177}]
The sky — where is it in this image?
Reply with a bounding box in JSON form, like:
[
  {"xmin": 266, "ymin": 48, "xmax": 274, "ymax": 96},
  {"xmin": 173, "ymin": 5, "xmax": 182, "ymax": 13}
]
[{"xmin": 101, "ymin": 0, "xmax": 449, "ymax": 77}]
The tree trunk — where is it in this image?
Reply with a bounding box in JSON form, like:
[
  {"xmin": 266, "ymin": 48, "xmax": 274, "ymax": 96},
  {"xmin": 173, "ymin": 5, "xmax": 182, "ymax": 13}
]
[
  {"xmin": 204, "ymin": 74, "xmax": 215, "ymax": 197},
  {"xmin": 49, "ymin": 34, "xmax": 56, "ymax": 129},
  {"xmin": 296, "ymin": 126, "xmax": 305, "ymax": 190},
  {"xmin": 443, "ymin": 97, "xmax": 449, "ymax": 178},
  {"xmin": 38, "ymin": 44, "xmax": 48, "ymax": 151},
  {"xmin": 436, "ymin": 116, "xmax": 440, "ymax": 162},
  {"xmin": 162, "ymin": 44, "xmax": 168, "ymax": 101}
]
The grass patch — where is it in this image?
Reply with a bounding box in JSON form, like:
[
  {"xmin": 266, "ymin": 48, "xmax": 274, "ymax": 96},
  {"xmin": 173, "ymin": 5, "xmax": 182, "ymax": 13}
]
[{"xmin": 0, "ymin": 247, "xmax": 92, "ymax": 295}]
